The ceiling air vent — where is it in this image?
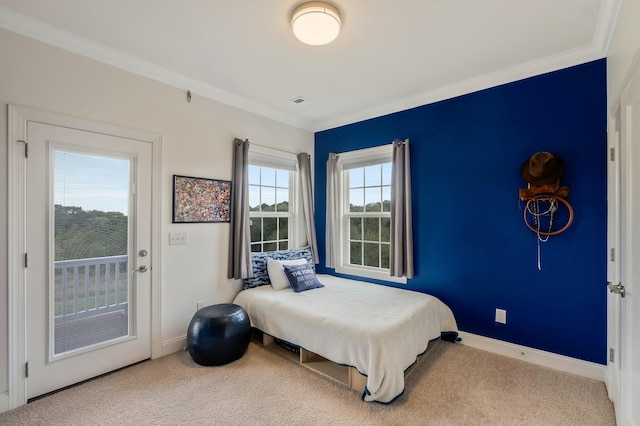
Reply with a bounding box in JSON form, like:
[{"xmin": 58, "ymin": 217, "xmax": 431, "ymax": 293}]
[{"xmin": 289, "ymin": 96, "xmax": 317, "ymax": 107}]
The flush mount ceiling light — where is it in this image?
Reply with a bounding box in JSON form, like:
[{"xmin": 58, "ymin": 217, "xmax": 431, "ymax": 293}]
[{"xmin": 291, "ymin": 1, "xmax": 341, "ymax": 46}]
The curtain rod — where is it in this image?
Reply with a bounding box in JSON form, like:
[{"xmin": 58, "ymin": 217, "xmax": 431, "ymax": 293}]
[{"xmin": 250, "ymin": 142, "xmax": 301, "ymax": 157}]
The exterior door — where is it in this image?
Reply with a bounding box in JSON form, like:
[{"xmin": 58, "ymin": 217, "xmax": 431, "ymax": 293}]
[{"xmin": 25, "ymin": 121, "xmax": 152, "ymax": 399}]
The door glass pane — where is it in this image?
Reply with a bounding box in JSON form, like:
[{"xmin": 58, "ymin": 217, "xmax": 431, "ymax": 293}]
[{"xmin": 53, "ymin": 151, "xmax": 130, "ymax": 354}]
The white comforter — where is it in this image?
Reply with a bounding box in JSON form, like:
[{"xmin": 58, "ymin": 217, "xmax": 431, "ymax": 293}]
[{"xmin": 233, "ymin": 274, "xmax": 458, "ymax": 403}]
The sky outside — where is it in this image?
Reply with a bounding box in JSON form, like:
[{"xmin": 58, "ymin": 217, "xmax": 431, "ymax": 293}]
[
  {"xmin": 248, "ymin": 165, "xmax": 289, "ymax": 209},
  {"xmin": 52, "ymin": 154, "xmax": 392, "ymax": 215},
  {"xmin": 348, "ymin": 163, "xmax": 392, "ymax": 207},
  {"xmin": 54, "ymin": 151, "xmax": 130, "ymax": 214}
]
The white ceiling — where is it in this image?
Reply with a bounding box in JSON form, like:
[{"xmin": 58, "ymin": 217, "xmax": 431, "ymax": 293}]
[{"xmin": 0, "ymin": 1, "xmax": 616, "ymax": 132}]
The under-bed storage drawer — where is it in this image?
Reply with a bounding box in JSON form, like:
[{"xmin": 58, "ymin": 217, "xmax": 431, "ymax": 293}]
[{"xmin": 254, "ymin": 330, "xmax": 366, "ymax": 392}]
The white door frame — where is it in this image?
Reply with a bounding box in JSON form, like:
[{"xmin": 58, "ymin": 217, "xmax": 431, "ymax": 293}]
[
  {"xmin": 605, "ymin": 103, "xmax": 622, "ymax": 415},
  {"xmin": 606, "ymin": 49, "xmax": 640, "ymax": 426},
  {"xmin": 620, "ymin": 59, "xmax": 640, "ymax": 426},
  {"xmin": 7, "ymin": 105, "xmax": 163, "ymax": 410}
]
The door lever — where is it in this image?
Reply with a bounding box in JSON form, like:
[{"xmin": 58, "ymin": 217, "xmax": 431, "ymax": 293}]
[
  {"xmin": 607, "ymin": 282, "xmax": 625, "ymax": 298},
  {"xmin": 134, "ymin": 265, "xmax": 148, "ymax": 273}
]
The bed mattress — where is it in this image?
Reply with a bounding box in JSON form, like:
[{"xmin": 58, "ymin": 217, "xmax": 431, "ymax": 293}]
[{"xmin": 233, "ymin": 274, "xmax": 458, "ymax": 402}]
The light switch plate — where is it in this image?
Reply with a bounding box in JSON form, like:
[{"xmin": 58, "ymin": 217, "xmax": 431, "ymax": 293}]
[{"xmin": 169, "ymin": 232, "xmax": 187, "ymax": 245}]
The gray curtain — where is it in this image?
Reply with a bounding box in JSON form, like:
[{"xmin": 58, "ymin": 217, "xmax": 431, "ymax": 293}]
[
  {"xmin": 227, "ymin": 138, "xmax": 253, "ymax": 279},
  {"xmin": 390, "ymin": 139, "xmax": 414, "ymax": 278},
  {"xmin": 297, "ymin": 153, "xmax": 319, "ymax": 264},
  {"xmin": 325, "ymin": 154, "xmax": 340, "ymax": 268}
]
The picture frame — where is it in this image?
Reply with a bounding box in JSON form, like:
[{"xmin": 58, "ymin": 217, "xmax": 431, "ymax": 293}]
[{"xmin": 172, "ymin": 175, "xmax": 231, "ymax": 223}]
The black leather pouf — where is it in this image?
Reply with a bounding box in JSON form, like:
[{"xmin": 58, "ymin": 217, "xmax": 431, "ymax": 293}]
[{"xmin": 187, "ymin": 303, "xmax": 251, "ymax": 366}]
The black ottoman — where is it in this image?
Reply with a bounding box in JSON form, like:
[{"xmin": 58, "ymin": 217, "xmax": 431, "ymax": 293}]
[{"xmin": 187, "ymin": 303, "xmax": 251, "ymax": 366}]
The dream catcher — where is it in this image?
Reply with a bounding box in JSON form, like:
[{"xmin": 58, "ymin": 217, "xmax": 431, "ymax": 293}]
[{"xmin": 519, "ymin": 152, "xmax": 574, "ymax": 270}]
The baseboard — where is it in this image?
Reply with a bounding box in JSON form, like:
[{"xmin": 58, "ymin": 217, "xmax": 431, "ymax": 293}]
[
  {"xmin": 0, "ymin": 391, "xmax": 9, "ymax": 414},
  {"xmin": 458, "ymin": 331, "xmax": 605, "ymax": 381},
  {"xmin": 161, "ymin": 335, "xmax": 187, "ymax": 357}
]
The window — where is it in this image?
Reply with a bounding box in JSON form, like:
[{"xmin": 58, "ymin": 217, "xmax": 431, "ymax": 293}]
[
  {"xmin": 248, "ymin": 146, "xmax": 297, "ymax": 252},
  {"xmin": 346, "ymin": 163, "xmax": 392, "ymax": 268},
  {"xmin": 335, "ymin": 145, "xmax": 405, "ymax": 283}
]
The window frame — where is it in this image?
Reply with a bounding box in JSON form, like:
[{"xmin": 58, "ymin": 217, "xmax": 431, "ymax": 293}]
[
  {"xmin": 248, "ymin": 145, "xmax": 297, "ymax": 253},
  {"xmin": 335, "ymin": 145, "xmax": 406, "ymax": 284}
]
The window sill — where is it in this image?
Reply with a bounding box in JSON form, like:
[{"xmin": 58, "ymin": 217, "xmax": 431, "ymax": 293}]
[{"xmin": 334, "ymin": 265, "xmax": 407, "ymax": 284}]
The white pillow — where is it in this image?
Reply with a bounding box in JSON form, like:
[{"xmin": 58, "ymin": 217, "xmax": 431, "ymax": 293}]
[{"xmin": 267, "ymin": 258, "xmax": 308, "ymax": 290}]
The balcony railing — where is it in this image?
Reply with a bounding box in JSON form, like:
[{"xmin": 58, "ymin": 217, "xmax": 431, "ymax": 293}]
[{"xmin": 54, "ymin": 255, "xmax": 129, "ymax": 324}]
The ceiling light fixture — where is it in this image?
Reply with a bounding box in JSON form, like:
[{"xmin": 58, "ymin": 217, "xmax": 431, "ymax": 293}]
[{"xmin": 291, "ymin": 1, "xmax": 341, "ymax": 46}]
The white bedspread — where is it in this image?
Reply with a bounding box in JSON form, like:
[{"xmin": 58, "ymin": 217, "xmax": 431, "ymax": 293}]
[{"xmin": 233, "ymin": 274, "xmax": 458, "ymax": 403}]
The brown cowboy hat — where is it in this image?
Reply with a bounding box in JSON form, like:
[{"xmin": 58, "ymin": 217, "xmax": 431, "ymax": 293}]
[{"xmin": 520, "ymin": 151, "xmax": 565, "ymax": 185}]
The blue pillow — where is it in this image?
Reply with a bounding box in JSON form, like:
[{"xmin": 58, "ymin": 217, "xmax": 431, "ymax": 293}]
[{"xmin": 283, "ymin": 263, "xmax": 324, "ymax": 293}]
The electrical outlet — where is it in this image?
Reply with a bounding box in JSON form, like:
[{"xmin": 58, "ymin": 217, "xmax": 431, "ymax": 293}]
[
  {"xmin": 169, "ymin": 232, "xmax": 188, "ymax": 245},
  {"xmin": 495, "ymin": 308, "xmax": 507, "ymax": 324}
]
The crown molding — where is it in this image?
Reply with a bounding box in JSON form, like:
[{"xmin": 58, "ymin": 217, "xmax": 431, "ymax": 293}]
[
  {"xmin": 313, "ymin": 44, "xmax": 605, "ymax": 132},
  {"xmin": 0, "ymin": 5, "xmax": 608, "ymax": 134},
  {"xmin": 0, "ymin": 6, "xmax": 312, "ymax": 131},
  {"xmin": 593, "ymin": 0, "xmax": 622, "ymax": 54}
]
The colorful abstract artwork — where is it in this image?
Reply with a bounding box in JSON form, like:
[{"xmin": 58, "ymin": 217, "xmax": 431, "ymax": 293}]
[{"xmin": 173, "ymin": 175, "xmax": 231, "ymax": 223}]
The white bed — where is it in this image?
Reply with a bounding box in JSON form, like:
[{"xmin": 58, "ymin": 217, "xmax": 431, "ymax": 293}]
[{"xmin": 233, "ymin": 274, "xmax": 458, "ymax": 403}]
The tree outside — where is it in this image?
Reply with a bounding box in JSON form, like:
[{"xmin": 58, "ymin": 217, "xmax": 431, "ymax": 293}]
[
  {"xmin": 249, "ymin": 163, "xmax": 291, "ymax": 252},
  {"xmin": 348, "ymin": 201, "xmax": 391, "ymax": 268},
  {"xmin": 54, "ymin": 205, "xmax": 129, "ymax": 315},
  {"xmin": 55, "ymin": 205, "xmax": 127, "ymax": 260}
]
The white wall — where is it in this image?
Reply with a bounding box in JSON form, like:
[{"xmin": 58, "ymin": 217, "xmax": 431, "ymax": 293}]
[
  {"xmin": 607, "ymin": 0, "xmax": 640, "ymax": 108},
  {"xmin": 0, "ymin": 29, "xmax": 313, "ymax": 396}
]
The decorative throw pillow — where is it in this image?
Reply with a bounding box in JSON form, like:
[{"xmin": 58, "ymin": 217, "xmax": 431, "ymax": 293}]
[
  {"xmin": 243, "ymin": 246, "xmax": 315, "ymax": 289},
  {"xmin": 283, "ymin": 263, "xmax": 324, "ymax": 293},
  {"xmin": 267, "ymin": 258, "xmax": 308, "ymax": 290}
]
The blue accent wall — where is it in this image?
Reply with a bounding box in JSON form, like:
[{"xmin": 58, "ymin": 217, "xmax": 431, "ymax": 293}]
[{"xmin": 314, "ymin": 60, "xmax": 607, "ymax": 364}]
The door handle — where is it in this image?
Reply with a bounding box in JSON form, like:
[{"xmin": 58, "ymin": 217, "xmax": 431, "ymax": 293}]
[
  {"xmin": 607, "ymin": 282, "xmax": 625, "ymax": 298},
  {"xmin": 134, "ymin": 265, "xmax": 148, "ymax": 273}
]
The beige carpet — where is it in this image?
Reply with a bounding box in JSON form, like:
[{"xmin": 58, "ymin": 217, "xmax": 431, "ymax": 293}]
[{"xmin": 0, "ymin": 342, "xmax": 615, "ymax": 425}]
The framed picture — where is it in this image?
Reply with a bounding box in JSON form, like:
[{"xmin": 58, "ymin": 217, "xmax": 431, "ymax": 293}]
[{"xmin": 172, "ymin": 175, "xmax": 231, "ymax": 223}]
